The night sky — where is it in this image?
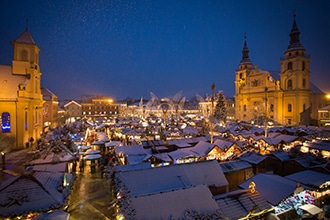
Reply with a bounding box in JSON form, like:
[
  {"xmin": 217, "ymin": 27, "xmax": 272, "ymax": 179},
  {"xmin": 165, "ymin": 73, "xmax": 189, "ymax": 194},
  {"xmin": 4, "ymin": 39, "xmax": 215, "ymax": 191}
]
[{"xmin": 1, "ymin": 0, "xmax": 329, "ymax": 101}]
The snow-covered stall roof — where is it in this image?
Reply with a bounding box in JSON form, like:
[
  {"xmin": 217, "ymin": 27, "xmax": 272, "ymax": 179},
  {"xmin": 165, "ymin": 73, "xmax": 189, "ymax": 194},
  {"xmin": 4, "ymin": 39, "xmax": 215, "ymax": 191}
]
[
  {"xmin": 131, "ymin": 185, "xmax": 222, "ymax": 219},
  {"xmin": 31, "ymin": 162, "xmax": 67, "ymax": 172},
  {"xmin": 285, "ymin": 170, "xmax": 330, "ymax": 188},
  {"xmin": 238, "ymin": 173, "xmax": 300, "ymax": 205},
  {"xmin": 239, "ymin": 151, "xmax": 268, "ymax": 165},
  {"xmin": 214, "ymin": 189, "xmax": 272, "ymax": 220},
  {"xmin": 167, "ymin": 148, "xmax": 198, "ymax": 161},
  {"xmin": 220, "ymin": 160, "xmax": 252, "ymax": 173},
  {"xmin": 214, "ymin": 139, "xmax": 235, "ymax": 151},
  {"xmin": 269, "ymin": 151, "xmax": 290, "ymax": 161},
  {"xmin": 115, "ymin": 162, "xmax": 152, "ymax": 172},
  {"xmin": 305, "ymin": 140, "xmax": 330, "ymax": 151},
  {"xmin": 115, "ymin": 160, "xmax": 228, "ymax": 197},
  {"xmin": 189, "ymin": 141, "xmax": 216, "ymax": 157},
  {"xmin": 291, "ymin": 156, "xmax": 317, "ymax": 169},
  {"xmin": 0, "ymin": 171, "xmax": 73, "ymax": 218},
  {"xmin": 167, "ymin": 139, "xmax": 192, "ymax": 148},
  {"xmin": 262, "ymin": 134, "xmax": 298, "ymax": 145},
  {"xmin": 115, "ymin": 144, "xmax": 147, "ymax": 156}
]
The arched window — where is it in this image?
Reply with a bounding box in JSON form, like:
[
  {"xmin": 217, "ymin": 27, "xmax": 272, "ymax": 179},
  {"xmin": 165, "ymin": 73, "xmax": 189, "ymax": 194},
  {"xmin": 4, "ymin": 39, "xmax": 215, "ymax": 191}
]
[
  {"xmin": 270, "ymin": 104, "xmax": 274, "ymax": 112},
  {"xmin": 287, "ymin": 79, "xmax": 293, "ymax": 89},
  {"xmin": 21, "ymin": 50, "xmax": 28, "ymax": 61},
  {"xmin": 302, "ymin": 79, "xmax": 306, "ymax": 88},
  {"xmin": 287, "ymin": 62, "xmax": 293, "ymax": 70},
  {"xmin": 302, "ymin": 61, "xmax": 305, "ymax": 71},
  {"xmin": 1, "ymin": 112, "xmax": 11, "ymax": 132},
  {"xmin": 243, "ymin": 105, "xmax": 246, "ymax": 111},
  {"xmin": 288, "ymin": 104, "xmax": 292, "ymax": 112}
]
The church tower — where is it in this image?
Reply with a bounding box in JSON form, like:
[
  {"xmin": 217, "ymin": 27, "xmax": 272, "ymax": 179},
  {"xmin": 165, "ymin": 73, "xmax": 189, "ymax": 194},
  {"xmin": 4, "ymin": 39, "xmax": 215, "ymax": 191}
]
[
  {"xmin": 235, "ymin": 34, "xmax": 253, "ymax": 95},
  {"xmin": 10, "ymin": 26, "xmax": 44, "ymax": 149},
  {"xmin": 234, "ymin": 34, "xmax": 254, "ymax": 121},
  {"xmin": 279, "ymin": 13, "xmax": 311, "ymax": 125}
]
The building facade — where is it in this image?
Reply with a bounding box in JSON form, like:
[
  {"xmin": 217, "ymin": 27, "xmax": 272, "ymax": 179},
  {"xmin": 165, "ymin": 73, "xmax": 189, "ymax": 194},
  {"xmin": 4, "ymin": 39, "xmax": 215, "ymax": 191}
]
[
  {"xmin": 234, "ymin": 15, "xmax": 327, "ymax": 126},
  {"xmin": 0, "ymin": 28, "xmax": 44, "ymax": 150},
  {"xmin": 81, "ymin": 95, "xmax": 119, "ymax": 119},
  {"xmin": 63, "ymin": 100, "xmax": 82, "ymax": 123},
  {"xmin": 42, "ymin": 87, "xmax": 59, "ymax": 129}
]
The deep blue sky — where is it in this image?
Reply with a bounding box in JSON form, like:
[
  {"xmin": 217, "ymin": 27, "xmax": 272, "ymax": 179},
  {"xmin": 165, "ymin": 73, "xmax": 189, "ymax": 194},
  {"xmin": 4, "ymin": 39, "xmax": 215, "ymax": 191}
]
[{"xmin": 1, "ymin": 0, "xmax": 329, "ymax": 101}]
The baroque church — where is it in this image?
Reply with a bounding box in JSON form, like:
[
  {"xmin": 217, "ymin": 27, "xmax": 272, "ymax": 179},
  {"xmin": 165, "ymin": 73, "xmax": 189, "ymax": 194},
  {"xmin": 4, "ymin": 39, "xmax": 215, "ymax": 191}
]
[
  {"xmin": 0, "ymin": 27, "xmax": 44, "ymax": 150},
  {"xmin": 234, "ymin": 14, "xmax": 327, "ymax": 126}
]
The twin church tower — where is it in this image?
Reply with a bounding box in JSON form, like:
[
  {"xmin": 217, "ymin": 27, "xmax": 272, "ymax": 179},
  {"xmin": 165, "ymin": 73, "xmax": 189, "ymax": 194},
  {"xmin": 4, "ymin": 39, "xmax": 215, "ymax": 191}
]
[{"xmin": 235, "ymin": 14, "xmax": 326, "ymax": 126}]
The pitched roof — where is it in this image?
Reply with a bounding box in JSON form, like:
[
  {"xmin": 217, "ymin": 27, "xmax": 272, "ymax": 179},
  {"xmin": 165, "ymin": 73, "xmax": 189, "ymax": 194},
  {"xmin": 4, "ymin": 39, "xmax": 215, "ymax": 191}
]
[
  {"xmin": 115, "ymin": 160, "xmax": 228, "ymax": 197},
  {"xmin": 285, "ymin": 170, "xmax": 330, "ymax": 188},
  {"xmin": 131, "ymin": 185, "xmax": 222, "ymax": 219},
  {"xmin": 0, "ymin": 171, "xmax": 73, "ymax": 218},
  {"xmin": 215, "ymin": 189, "xmax": 272, "ymax": 219},
  {"xmin": 13, "ymin": 29, "xmax": 36, "ymax": 44},
  {"xmin": 220, "ymin": 160, "xmax": 252, "ymax": 173},
  {"xmin": 238, "ymin": 173, "xmax": 303, "ymax": 205}
]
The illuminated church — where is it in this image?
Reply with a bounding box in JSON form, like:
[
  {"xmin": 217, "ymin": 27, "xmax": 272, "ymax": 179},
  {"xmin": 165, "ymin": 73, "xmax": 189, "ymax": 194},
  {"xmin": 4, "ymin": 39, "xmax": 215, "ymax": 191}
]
[
  {"xmin": 0, "ymin": 28, "xmax": 44, "ymax": 150},
  {"xmin": 234, "ymin": 15, "xmax": 327, "ymax": 126}
]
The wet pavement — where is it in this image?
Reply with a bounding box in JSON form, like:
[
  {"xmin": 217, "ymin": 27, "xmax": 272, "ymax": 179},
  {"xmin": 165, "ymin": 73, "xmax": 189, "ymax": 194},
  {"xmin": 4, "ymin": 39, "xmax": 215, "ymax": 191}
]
[
  {"xmin": 0, "ymin": 149, "xmax": 115, "ymax": 220},
  {"xmin": 68, "ymin": 162, "xmax": 114, "ymax": 220}
]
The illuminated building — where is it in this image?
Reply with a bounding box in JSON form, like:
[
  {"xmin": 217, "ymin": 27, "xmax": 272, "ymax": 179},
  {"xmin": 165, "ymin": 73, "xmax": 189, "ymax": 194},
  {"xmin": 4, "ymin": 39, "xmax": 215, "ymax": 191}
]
[
  {"xmin": 0, "ymin": 28, "xmax": 44, "ymax": 149},
  {"xmin": 41, "ymin": 87, "xmax": 59, "ymax": 129},
  {"xmin": 235, "ymin": 15, "xmax": 327, "ymax": 126},
  {"xmin": 81, "ymin": 95, "xmax": 119, "ymax": 118},
  {"xmin": 63, "ymin": 100, "xmax": 82, "ymax": 123}
]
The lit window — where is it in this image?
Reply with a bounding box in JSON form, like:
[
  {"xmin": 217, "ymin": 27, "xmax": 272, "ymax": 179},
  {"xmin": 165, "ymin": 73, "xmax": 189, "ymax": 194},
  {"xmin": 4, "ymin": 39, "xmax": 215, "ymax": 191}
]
[{"xmin": 2, "ymin": 112, "xmax": 11, "ymax": 132}]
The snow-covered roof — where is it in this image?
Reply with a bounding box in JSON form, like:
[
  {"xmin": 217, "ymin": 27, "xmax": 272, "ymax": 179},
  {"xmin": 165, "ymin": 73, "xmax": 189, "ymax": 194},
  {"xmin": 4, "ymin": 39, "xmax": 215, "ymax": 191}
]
[
  {"xmin": 0, "ymin": 171, "xmax": 73, "ymax": 218},
  {"xmin": 269, "ymin": 151, "xmax": 291, "ymax": 161},
  {"xmin": 213, "ymin": 139, "xmax": 235, "ymax": 151},
  {"xmin": 168, "ymin": 148, "xmax": 198, "ymax": 160},
  {"xmin": 215, "ymin": 189, "xmax": 272, "ymax": 219},
  {"xmin": 239, "ymin": 151, "xmax": 268, "ymax": 165},
  {"xmin": 285, "ymin": 170, "xmax": 330, "ymax": 188},
  {"xmin": 115, "ymin": 160, "xmax": 228, "ymax": 197},
  {"xmin": 189, "ymin": 141, "xmax": 216, "ymax": 156},
  {"xmin": 306, "ymin": 140, "xmax": 330, "ymax": 151},
  {"xmin": 238, "ymin": 173, "xmax": 302, "ymax": 205},
  {"xmin": 115, "ymin": 162, "xmax": 152, "ymax": 172},
  {"xmin": 26, "ymin": 152, "xmax": 76, "ymax": 166},
  {"xmin": 220, "ymin": 160, "xmax": 252, "ymax": 173},
  {"xmin": 291, "ymin": 156, "xmax": 316, "ymax": 168},
  {"xmin": 116, "ymin": 144, "xmax": 146, "ymax": 156},
  {"xmin": 131, "ymin": 185, "xmax": 222, "ymax": 219},
  {"xmin": 31, "ymin": 163, "xmax": 68, "ymax": 172}
]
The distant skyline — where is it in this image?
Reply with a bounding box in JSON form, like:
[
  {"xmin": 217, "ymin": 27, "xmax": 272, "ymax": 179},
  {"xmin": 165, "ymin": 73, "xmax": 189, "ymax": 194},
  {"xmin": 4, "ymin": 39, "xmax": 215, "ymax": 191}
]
[{"xmin": 1, "ymin": 0, "xmax": 330, "ymax": 101}]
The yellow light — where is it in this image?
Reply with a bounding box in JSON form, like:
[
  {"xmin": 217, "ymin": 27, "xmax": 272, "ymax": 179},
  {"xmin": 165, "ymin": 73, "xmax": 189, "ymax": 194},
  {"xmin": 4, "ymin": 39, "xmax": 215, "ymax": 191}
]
[
  {"xmin": 326, "ymin": 94, "xmax": 330, "ymax": 99},
  {"xmin": 108, "ymin": 99, "xmax": 113, "ymax": 103}
]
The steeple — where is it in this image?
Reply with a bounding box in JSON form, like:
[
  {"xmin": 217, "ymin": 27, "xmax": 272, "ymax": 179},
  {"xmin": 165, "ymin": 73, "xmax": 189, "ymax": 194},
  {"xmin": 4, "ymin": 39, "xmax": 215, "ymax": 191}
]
[
  {"xmin": 285, "ymin": 12, "xmax": 305, "ymax": 53},
  {"xmin": 239, "ymin": 33, "xmax": 252, "ymax": 70},
  {"xmin": 11, "ymin": 26, "xmax": 40, "ymax": 75}
]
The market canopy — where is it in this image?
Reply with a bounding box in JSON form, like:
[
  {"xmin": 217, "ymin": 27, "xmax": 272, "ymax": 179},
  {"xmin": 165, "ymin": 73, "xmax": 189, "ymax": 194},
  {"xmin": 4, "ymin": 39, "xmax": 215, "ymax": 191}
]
[{"xmin": 83, "ymin": 154, "xmax": 102, "ymax": 160}]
